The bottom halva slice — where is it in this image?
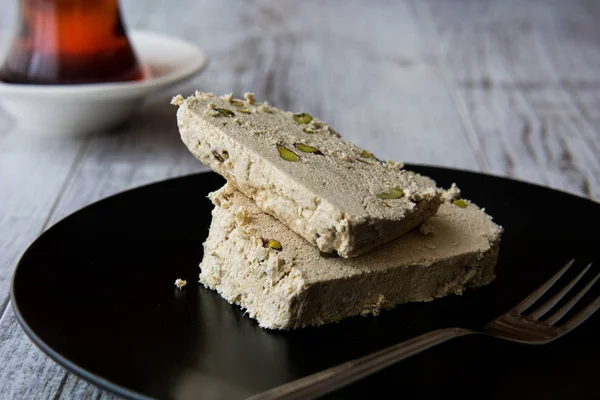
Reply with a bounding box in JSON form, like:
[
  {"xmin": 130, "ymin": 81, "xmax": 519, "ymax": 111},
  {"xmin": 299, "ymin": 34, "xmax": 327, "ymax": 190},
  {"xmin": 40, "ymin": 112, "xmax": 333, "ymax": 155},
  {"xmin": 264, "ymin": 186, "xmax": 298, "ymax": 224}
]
[{"xmin": 199, "ymin": 183, "xmax": 503, "ymax": 330}]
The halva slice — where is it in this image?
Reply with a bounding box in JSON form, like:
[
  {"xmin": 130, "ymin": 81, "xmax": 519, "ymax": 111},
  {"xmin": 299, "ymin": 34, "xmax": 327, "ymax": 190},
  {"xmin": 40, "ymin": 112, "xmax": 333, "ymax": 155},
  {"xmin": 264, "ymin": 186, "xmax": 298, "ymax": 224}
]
[
  {"xmin": 173, "ymin": 91, "xmax": 442, "ymax": 258},
  {"xmin": 199, "ymin": 182, "xmax": 503, "ymax": 330}
]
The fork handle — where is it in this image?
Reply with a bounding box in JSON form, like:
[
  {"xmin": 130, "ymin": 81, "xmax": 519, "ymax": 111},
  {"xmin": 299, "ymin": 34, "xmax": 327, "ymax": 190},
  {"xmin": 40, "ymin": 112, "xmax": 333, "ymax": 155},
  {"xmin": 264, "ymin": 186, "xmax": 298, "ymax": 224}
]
[{"xmin": 248, "ymin": 327, "xmax": 473, "ymax": 400}]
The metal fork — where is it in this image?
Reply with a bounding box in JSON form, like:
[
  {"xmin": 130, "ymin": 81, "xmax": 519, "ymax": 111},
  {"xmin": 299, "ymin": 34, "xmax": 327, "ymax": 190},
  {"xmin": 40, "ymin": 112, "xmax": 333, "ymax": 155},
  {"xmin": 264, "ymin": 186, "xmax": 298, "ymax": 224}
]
[{"xmin": 248, "ymin": 259, "xmax": 600, "ymax": 400}]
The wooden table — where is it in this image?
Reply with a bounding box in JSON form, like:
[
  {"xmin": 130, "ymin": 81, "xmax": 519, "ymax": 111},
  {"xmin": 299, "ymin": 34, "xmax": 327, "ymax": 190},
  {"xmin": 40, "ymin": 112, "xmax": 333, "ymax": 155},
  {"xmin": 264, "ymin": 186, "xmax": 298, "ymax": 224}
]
[{"xmin": 1, "ymin": 0, "xmax": 599, "ymax": 398}]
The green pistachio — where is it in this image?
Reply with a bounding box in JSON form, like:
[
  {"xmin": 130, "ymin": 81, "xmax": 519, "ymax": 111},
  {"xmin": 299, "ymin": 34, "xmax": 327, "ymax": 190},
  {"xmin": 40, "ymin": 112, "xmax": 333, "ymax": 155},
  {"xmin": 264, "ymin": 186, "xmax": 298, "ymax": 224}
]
[
  {"xmin": 231, "ymin": 99, "xmax": 245, "ymax": 108},
  {"xmin": 453, "ymin": 199, "xmax": 467, "ymax": 208},
  {"xmin": 294, "ymin": 143, "xmax": 322, "ymax": 155},
  {"xmin": 376, "ymin": 188, "xmax": 404, "ymax": 200},
  {"xmin": 293, "ymin": 113, "xmax": 313, "ymax": 124},
  {"xmin": 360, "ymin": 150, "xmax": 376, "ymax": 159},
  {"xmin": 277, "ymin": 146, "xmax": 300, "ymax": 162},
  {"xmin": 328, "ymin": 126, "xmax": 340, "ymax": 137},
  {"xmin": 215, "ymin": 107, "xmax": 235, "ymax": 117},
  {"xmin": 266, "ymin": 240, "xmax": 282, "ymax": 251},
  {"xmin": 212, "ymin": 150, "xmax": 225, "ymax": 162}
]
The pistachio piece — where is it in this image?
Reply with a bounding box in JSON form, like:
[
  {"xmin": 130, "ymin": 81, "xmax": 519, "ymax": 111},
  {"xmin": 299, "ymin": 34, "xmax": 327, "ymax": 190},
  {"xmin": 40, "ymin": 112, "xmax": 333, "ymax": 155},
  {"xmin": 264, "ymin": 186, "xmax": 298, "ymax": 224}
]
[
  {"xmin": 293, "ymin": 112, "xmax": 313, "ymax": 124},
  {"xmin": 328, "ymin": 126, "xmax": 341, "ymax": 137},
  {"xmin": 453, "ymin": 199, "xmax": 467, "ymax": 208},
  {"xmin": 238, "ymin": 108, "xmax": 250, "ymax": 114},
  {"xmin": 262, "ymin": 239, "xmax": 282, "ymax": 251},
  {"xmin": 215, "ymin": 107, "xmax": 235, "ymax": 117},
  {"xmin": 231, "ymin": 99, "xmax": 245, "ymax": 108},
  {"xmin": 222, "ymin": 150, "xmax": 229, "ymax": 160},
  {"xmin": 303, "ymin": 127, "xmax": 316, "ymax": 134},
  {"xmin": 319, "ymin": 250, "xmax": 339, "ymax": 258},
  {"xmin": 277, "ymin": 146, "xmax": 299, "ymax": 162},
  {"xmin": 253, "ymin": 131, "xmax": 264, "ymax": 135},
  {"xmin": 360, "ymin": 149, "xmax": 376, "ymax": 159},
  {"xmin": 212, "ymin": 150, "xmax": 225, "ymax": 162},
  {"xmin": 268, "ymin": 240, "xmax": 282, "ymax": 250},
  {"xmin": 376, "ymin": 188, "xmax": 404, "ymax": 200},
  {"xmin": 294, "ymin": 143, "xmax": 322, "ymax": 155}
]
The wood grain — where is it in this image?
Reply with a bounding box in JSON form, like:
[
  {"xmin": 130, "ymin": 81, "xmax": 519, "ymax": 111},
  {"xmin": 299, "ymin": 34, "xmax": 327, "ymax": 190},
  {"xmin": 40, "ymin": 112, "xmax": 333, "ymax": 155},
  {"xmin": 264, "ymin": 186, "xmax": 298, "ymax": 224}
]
[
  {"xmin": 418, "ymin": 0, "xmax": 600, "ymax": 200},
  {"xmin": 1, "ymin": 0, "xmax": 599, "ymax": 398}
]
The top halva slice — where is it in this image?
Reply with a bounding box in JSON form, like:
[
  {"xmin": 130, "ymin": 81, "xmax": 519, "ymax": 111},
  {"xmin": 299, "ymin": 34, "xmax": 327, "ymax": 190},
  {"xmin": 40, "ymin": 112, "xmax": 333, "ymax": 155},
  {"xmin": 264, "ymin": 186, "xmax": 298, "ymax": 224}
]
[{"xmin": 173, "ymin": 91, "xmax": 443, "ymax": 258}]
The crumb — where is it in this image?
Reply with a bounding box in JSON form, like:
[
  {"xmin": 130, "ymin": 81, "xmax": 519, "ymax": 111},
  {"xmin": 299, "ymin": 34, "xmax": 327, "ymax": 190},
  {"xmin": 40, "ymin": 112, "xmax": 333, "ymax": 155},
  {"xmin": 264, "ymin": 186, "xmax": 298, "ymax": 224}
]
[
  {"xmin": 259, "ymin": 102, "xmax": 273, "ymax": 113},
  {"xmin": 170, "ymin": 94, "xmax": 184, "ymax": 106},
  {"xmin": 175, "ymin": 279, "xmax": 188, "ymax": 290},
  {"xmin": 220, "ymin": 93, "xmax": 233, "ymax": 102},
  {"xmin": 442, "ymin": 183, "xmax": 461, "ymax": 202},
  {"xmin": 326, "ymin": 125, "xmax": 341, "ymax": 138},
  {"xmin": 196, "ymin": 90, "xmax": 215, "ymax": 98},
  {"xmin": 385, "ymin": 160, "xmax": 405, "ymax": 170},
  {"xmin": 361, "ymin": 294, "xmax": 386, "ymax": 317},
  {"xmin": 337, "ymin": 153, "xmax": 352, "ymax": 162},
  {"xmin": 405, "ymin": 187, "xmax": 437, "ymax": 202},
  {"xmin": 420, "ymin": 223, "xmax": 434, "ymax": 235}
]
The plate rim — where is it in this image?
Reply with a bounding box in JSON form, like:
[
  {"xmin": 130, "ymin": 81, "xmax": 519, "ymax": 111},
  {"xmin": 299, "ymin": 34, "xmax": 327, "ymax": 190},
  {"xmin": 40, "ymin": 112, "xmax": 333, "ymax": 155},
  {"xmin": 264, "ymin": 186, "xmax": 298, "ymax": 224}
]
[
  {"xmin": 0, "ymin": 29, "xmax": 208, "ymax": 98},
  {"xmin": 9, "ymin": 290, "xmax": 152, "ymax": 400}
]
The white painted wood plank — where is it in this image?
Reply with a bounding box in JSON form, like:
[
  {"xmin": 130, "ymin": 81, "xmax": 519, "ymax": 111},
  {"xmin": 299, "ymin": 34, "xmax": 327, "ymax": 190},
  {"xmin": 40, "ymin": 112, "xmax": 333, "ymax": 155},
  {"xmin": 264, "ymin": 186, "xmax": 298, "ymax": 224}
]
[
  {"xmin": 418, "ymin": 0, "xmax": 600, "ymax": 200},
  {"xmin": 280, "ymin": 0, "xmax": 479, "ymax": 169},
  {"xmin": 57, "ymin": 373, "xmax": 122, "ymax": 400}
]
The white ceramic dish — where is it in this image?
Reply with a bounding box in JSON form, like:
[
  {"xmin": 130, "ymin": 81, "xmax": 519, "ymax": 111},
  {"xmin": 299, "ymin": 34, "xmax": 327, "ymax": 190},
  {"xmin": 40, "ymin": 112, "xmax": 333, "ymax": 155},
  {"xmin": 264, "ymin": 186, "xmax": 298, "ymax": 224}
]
[{"xmin": 0, "ymin": 30, "xmax": 208, "ymax": 136}]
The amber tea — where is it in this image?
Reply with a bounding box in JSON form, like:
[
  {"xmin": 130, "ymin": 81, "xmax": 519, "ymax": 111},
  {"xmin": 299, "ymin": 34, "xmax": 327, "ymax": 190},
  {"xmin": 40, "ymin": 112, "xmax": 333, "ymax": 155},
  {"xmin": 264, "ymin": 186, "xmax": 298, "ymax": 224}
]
[{"xmin": 0, "ymin": 0, "xmax": 143, "ymax": 85}]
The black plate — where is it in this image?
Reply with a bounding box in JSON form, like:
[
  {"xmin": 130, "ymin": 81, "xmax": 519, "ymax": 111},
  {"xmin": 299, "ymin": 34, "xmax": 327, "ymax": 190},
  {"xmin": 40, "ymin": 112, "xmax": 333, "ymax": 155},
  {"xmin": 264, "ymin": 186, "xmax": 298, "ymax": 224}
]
[{"xmin": 11, "ymin": 165, "xmax": 600, "ymax": 400}]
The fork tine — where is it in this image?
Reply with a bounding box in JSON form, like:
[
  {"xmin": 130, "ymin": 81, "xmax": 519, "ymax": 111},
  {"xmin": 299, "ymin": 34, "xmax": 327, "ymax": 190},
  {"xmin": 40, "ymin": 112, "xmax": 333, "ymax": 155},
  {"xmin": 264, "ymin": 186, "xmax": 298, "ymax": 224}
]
[
  {"xmin": 545, "ymin": 270, "xmax": 599, "ymax": 325},
  {"xmin": 559, "ymin": 295, "xmax": 600, "ymax": 333},
  {"xmin": 529, "ymin": 263, "xmax": 594, "ymax": 320},
  {"xmin": 512, "ymin": 259, "xmax": 575, "ymax": 314}
]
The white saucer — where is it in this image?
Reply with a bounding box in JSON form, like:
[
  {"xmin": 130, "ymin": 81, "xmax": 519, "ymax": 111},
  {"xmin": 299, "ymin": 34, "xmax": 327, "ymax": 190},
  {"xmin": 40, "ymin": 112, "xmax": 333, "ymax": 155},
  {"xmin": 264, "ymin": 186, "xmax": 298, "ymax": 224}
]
[{"xmin": 0, "ymin": 30, "xmax": 208, "ymax": 136}]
